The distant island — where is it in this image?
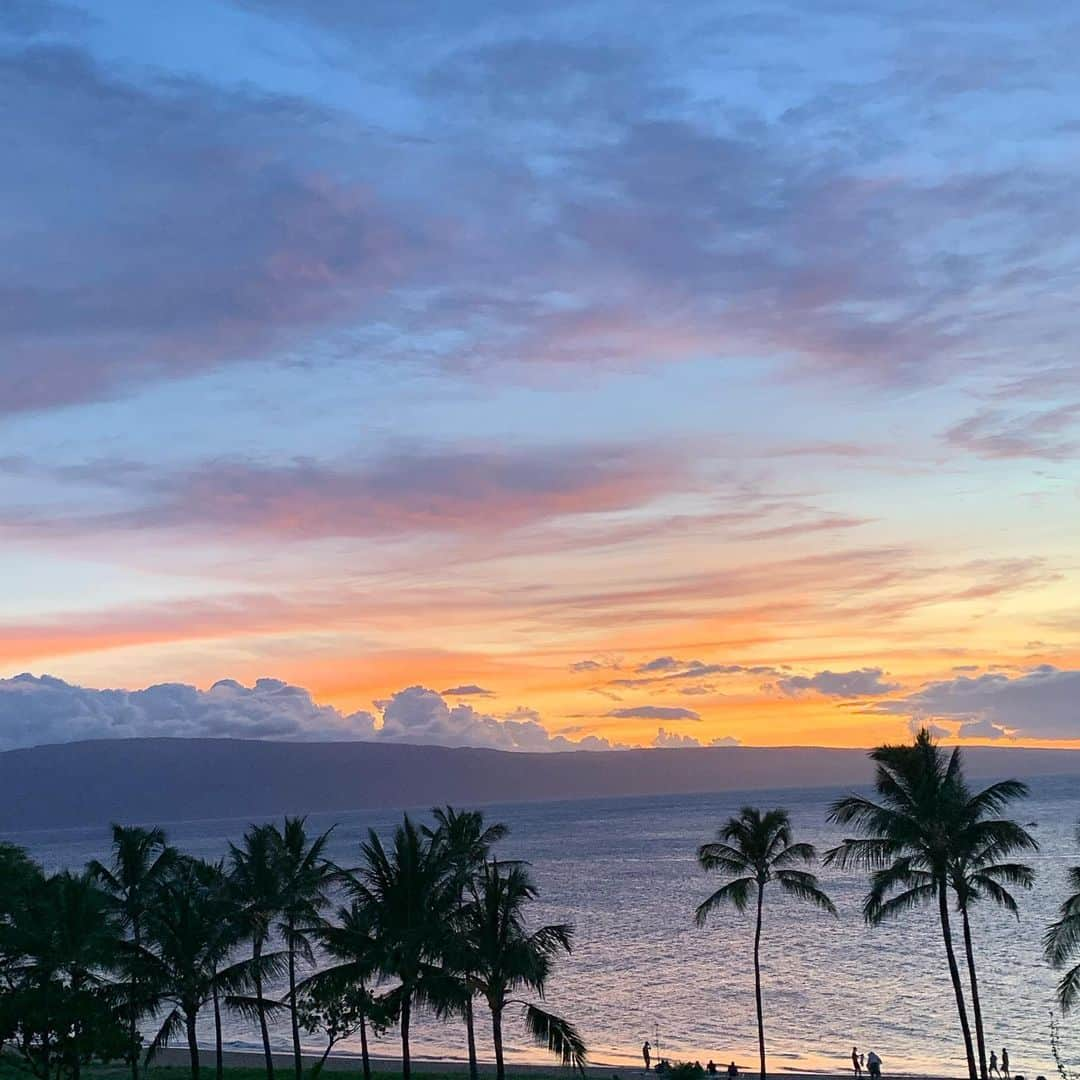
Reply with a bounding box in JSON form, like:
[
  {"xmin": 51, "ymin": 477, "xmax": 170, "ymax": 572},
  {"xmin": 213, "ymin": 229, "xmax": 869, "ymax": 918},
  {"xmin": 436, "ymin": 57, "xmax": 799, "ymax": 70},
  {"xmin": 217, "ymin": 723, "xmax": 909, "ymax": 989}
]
[{"xmin": 2, "ymin": 737, "xmax": 1079, "ymax": 829}]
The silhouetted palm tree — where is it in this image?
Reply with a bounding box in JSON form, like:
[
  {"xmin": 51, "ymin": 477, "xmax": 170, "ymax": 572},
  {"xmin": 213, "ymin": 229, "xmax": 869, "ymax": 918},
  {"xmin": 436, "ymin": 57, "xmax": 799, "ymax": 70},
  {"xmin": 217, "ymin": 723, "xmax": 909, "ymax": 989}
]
[
  {"xmin": 1044, "ymin": 824, "xmax": 1080, "ymax": 1011},
  {"xmin": 696, "ymin": 806, "xmax": 835, "ymax": 1080},
  {"xmin": 463, "ymin": 859, "xmax": 586, "ymax": 1080},
  {"xmin": 949, "ymin": 787, "xmax": 1037, "ymax": 1079},
  {"xmin": 303, "ymin": 899, "xmax": 388, "ymax": 1080},
  {"xmin": 229, "ymin": 823, "xmax": 285, "ymax": 1080},
  {"xmin": 425, "ymin": 807, "xmax": 509, "ymax": 1080},
  {"xmin": 138, "ymin": 857, "xmax": 281, "ymax": 1080},
  {"xmin": 353, "ymin": 815, "xmax": 455, "ymax": 1080},
  {"xmin": 89, "ymin": 824, "xmax": 177, "ymax": 1080},
  {"xmin": 274, "ymin": 817, "xmax": 339, "ymax": 1080},
  {"xmin": 826, "ymin": 730, "xmax": 991, "ymax": 1080}
]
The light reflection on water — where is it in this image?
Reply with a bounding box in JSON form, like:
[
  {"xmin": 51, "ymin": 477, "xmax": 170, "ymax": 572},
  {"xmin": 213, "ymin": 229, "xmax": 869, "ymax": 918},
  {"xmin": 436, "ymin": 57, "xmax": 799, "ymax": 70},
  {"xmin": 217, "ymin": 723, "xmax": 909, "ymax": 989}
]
[{"xmin": 6, "ymin": 778, "xmax": 1079, "ymax": 1077}]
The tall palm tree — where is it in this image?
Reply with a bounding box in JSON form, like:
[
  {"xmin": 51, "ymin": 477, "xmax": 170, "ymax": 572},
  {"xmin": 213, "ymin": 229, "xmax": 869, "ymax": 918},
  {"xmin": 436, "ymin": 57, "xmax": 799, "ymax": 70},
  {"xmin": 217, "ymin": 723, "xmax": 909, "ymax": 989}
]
[
  {"xmin": 949, "ymin": 788, "xmax": 1037, "ymax": 1079},
  {"xmin": 229, "ymin": 823, "xmax": 285, "ymax": 1080},
  {"xmin": 1044, "ymin": 824, "xmax": 1080, "ymax": 1011},
  {"xmin": 88, "ymin": 824, "xmax": 177, "ymax": 1080},
  {"xmin": 826, "ymin": 730, "xmax": 988, "ymax": 1080},
  {"xmin": 696, "ymin": 806, "xmax": 835, "ymax": 1080},
  {"xmin": 425, "ymin": 807, "xmax": 509, "ymax": 1080},
  {"xmin": 138, "ymin": 857, "xmax": 282, "ymax": 1080},
  {"xmin": 274, "ymin": 817, "xmax": 339, "ymax": 1080},
  {"xmin": 353, "ymin": 815, "xmax": 455, "ymax": 1080},
  {"xmin": 462, "ymin": 859, "xmax": 586, "ymax": 1080}
]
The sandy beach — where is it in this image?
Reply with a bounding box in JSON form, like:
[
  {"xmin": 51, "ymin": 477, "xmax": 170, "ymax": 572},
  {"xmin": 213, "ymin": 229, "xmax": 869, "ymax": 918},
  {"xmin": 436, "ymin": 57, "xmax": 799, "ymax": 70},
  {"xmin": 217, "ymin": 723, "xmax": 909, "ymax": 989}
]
[{"xmin": 152, "ymin": 1047, "xmax": 963, "ymax": 1080}]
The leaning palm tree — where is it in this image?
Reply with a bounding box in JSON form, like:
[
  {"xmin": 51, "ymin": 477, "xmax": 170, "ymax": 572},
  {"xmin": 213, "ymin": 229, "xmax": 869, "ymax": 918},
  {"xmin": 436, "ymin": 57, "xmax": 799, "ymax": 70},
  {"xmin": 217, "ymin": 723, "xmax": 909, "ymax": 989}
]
[
  {"xmin": 463, "ymin": 859, "xmax": 587, "ymax": 1080},
  {"xmin": 274, "ymin": 817, "xmax": 339, "ymax": 1080},
  {"xmin": 229, "ymin": 823, "xmax": 285, "ymax": 1080},
  {"xmin": 89, "ymin": 824, "xmax": 177, "ymax": 1080},
  {"xmin": 425, "ymin": 807, "xmax": 509, "ymax": 1080},
  {"xmin": 696, "ymin": 806, "xmax": 835, "ymax": 1080},
  {"xmin": 138, "ymin": 857, "xmax": 283, "ymax": 1080},
  {"xmin": 353, "ymin": 815, "xmax": 455, "ymax": 1080},
  {"xmin": 949, "ymin": 787, "xmax": 1037, "ymax": 1079},
  {"xmin": 826, "ymin": 730, "xmax": 985, "ymax": 1080},
  {"xmin": 1045, "ymin": 824, "xmax": 1080, "ymax": 1011}
]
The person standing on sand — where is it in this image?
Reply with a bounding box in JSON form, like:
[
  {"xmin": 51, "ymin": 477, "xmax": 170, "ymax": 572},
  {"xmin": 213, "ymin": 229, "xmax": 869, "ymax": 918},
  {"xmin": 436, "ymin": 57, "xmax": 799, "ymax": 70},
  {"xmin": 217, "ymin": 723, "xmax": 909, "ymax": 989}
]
[
  {"xmin": 727, "ymin": 1063, "xmax": 739, "ymax": 1080},
  {"xmin": 866, "ymin": 1051, "xmax": 881, "ymax": 1079},
  {"xmin": 1002, "ymin": 1048, "xmax": 1010, "ymax": 1079},
  {"xmin": 643, "ymin": 1042, "xmax": 652, "ymax": 1071},
  {"xmin": 990, "ymin": 1051, "xmax": 1001, "ymax": 1078},
  {"xmin": 853, "ymin": 1047, "xmax": 862, "ymax": 1077}
]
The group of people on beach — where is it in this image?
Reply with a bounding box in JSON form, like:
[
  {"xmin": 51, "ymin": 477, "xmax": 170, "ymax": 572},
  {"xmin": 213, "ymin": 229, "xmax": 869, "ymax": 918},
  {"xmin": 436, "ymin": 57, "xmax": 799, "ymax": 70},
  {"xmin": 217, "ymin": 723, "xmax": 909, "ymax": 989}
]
[
  {"xmin": 852, "ymin": 1044, "xmax": 1013, "ymax": 1080},
  {"xmin": 642, "ymin": 1041, "xmax": 739, "ymax": 1078}
]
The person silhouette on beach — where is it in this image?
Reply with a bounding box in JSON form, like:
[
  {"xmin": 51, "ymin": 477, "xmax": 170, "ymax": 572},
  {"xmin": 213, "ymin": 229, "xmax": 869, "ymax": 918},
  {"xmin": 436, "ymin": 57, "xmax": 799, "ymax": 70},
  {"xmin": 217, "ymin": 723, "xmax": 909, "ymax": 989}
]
[
  {"xmin": 1002, "ymin": 1048, "xmax": 1010, "ymax": 1079},
  {"xmin": 853, "ymin": 1047, "xmax": 862, "ymax": 1077},
  {"xmin": 707, "ymin": 1061, "xmax": 717, "ymax": 1075},
  {"xmin": 728, "ymin": 1063, "xmax": 739, "ymax": 1080},
  {"xmin": 866, "ymin": 1051, "xmax": 881, "ymax": 1080},
  {"xmin": 643, "ymin": 1042, "xmax": 652, "ymax": 1071},
  {"xmin": 990, "ymin": 1051, "xmax": 1001, "ymax": 1078}
]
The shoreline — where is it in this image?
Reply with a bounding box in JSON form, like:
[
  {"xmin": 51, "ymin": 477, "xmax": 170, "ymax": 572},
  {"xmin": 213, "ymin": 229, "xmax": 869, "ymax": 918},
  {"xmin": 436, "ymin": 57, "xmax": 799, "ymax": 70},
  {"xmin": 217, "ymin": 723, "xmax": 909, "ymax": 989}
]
[{"xmin": 153, "ymin": 1048, "xmax": 974, "ymax": 1079}]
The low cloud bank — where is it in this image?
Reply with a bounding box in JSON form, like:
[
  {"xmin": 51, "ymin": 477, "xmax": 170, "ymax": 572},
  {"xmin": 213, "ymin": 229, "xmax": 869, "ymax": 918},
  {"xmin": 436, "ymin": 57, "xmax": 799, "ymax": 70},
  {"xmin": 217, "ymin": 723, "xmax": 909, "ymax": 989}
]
[{"xmin": 0, "ymin": 674, "xmax": 619, "ymax": 753}]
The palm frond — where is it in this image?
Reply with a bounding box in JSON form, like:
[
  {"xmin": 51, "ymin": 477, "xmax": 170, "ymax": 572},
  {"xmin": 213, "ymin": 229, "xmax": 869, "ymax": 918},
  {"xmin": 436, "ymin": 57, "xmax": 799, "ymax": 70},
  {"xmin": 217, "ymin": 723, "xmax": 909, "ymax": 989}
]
[
  {"xmin": 775, "ymin": 870, "xmax": 836, "ymax": 915},
  {"xmin": 522, "ymin": 1002, "xmax": 588, "ymax": 1074},
  {"xmin": 695, "ymin": 877, "xmax": 755, "ymax": 924}
]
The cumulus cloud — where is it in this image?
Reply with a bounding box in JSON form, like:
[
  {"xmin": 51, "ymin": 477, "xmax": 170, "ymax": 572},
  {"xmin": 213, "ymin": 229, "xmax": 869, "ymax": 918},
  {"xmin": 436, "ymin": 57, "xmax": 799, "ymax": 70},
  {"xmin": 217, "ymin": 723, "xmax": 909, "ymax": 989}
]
[
  {"xmin": 0, "ymin": 673, "xmax": 375, "ymax": 750},
  {"xmin": 777, "ymin": 667, "xmax": 898, "ymax": 699},
  {"xmin": 441, "ymin": 684, "xmax": 494, "ymax": 698},
  {"xmin": 653, "ymin": 727, "xmax": 701, "ymax": 748},
  {"xmin": 876, "ymin": 666, "xmax": 1080, "ymax": 740},
  {"xmin": 0, "ymin": 675, "xmax": 616, "ymax": 753},
  {"xmin": 609, "ymin": 705, "xmax": 701, "ymax": 721}
]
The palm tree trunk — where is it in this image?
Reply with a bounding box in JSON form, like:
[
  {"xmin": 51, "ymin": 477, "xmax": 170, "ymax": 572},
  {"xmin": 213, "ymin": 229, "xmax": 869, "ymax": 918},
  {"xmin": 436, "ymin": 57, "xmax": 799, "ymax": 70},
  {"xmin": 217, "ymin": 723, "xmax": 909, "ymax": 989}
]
[
  {"xmin": 212, "ymin": 981, "xmax": 224, "ymax": 1080},
  {"xmin": 753, "ymin": 882, "xmax": 766, "ymax": 1080},
  {"xmin": 937, "ymin": 880, "xmax": 978, "ymax": 1080},
  {"xmin": 132, "ymin": 918, "xmax": 142, "ymax": 1080},
  {"xmin": 400, "ymin": 994, "xmax": 412, "ymax": 1080},
  {"xmin": 492, "ymin": 1004, "xmax": 506, "ymax": 1080},
  {"xmin": 253, "ymin": 935, "xmax": 275, "ymax": 1080},
  {"xmin": 359, "ymin": 1011, "xmax": 371, "ymax": 1080},
  {"xmin": 72, "ymin": 973, "xmax": 82, "ymax": 1080},
  {"xmin": 288, "ymin": 917, "xmax": 302, "ymax": 1080},
  {"xmin": 465, "ymin": 994, "xmax": 479, "ymax": 1080},
  {"xmin": 186, "ymin": 1011, "xmax": 201, "ymax": 1080},
  {"xmin": 961, "ymin": 906, "xmax": 989, "ymax": 1080}
]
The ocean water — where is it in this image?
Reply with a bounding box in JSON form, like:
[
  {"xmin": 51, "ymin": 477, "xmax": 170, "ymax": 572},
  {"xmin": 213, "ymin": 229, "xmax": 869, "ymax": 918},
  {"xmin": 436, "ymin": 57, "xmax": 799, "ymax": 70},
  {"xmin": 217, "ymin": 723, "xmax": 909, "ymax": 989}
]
[{"xmin": 6, "ymin": 778, "xmax": 1080, "ymax": 1078}]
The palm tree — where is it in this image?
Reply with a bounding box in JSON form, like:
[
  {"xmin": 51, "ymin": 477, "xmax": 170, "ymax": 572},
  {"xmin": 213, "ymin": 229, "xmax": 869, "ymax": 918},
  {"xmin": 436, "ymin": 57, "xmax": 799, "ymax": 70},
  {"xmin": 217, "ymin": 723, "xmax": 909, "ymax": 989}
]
[
  {"xmin": 695, "ymin": 806, "xmax": 835, "ymax": 1080},
  {"xmin": 463, "ymin": 859, "xmax": 586, "ymax": 1080},
  {"xmin": 826, "ymin": 730, "xmax": 985, "ymax": 1080},
  {"xmin": 229, "ymin": 823, "xmax": 285, "ymax": 1080},
  {"xmin": 425, "ymin": 807, "xmax": 509, "ymax": 1080},
  {"xmin": 88, "ymin": 824, "xmax": 177, "ymax": 1080},
  {"xmin": 353, "ymin": 815, "xmax": 455, "ymax": 1080},
  {"xmin": 274, "ymin": 817, "xmax": 339, "ymax": 1080},
  {"xmin": 138, "ymin": 857, "xmax": 281, "ymax": 1080},
  {"xmin": 949, "ymin": 787, "xmax": 1037, "ymax": 1079},
  {"xmin": 1044, "ymin": 824, "xmax": 1080, "ymax": 1011},
  {"xmin": 303, "ymin": 899, "xmax": 388, "ymax": 1080}
]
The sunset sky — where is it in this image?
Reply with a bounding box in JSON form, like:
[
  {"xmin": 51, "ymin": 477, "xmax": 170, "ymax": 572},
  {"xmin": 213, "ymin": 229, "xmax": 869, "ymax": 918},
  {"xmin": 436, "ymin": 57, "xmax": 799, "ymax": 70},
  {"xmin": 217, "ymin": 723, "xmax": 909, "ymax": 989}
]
[{"xmin": 2, "ymin": 0, "xmax": 1078, "ymax": 752}]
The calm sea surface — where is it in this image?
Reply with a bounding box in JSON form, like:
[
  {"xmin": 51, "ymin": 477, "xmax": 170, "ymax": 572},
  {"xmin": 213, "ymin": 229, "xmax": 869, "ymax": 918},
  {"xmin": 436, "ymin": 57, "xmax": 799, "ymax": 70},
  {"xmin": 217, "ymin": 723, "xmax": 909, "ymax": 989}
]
[{"xmin": 6, "ymin": 778, "xmax": 1080, "ymax": 1077}]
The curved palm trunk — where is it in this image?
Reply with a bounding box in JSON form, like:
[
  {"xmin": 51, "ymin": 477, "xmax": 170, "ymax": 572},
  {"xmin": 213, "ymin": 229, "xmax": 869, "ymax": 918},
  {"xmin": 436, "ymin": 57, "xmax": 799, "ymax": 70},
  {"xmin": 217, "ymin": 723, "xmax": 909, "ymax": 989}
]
[
  {"xmin": 465, "ymin": 995, "xmax": 479, "ymax": 1080},
  {"xmin": 186, "ymin": 1010, "xmax": 201, "ymax": 1080},
  {"xmin": 753, "ymin": 882, "xmax": 766, "ymax": 1080},
  {"xmin": 253, "ymin": 935, "xmax": 275, "ymax": 1080},
  {"xmin": 400, "ymin": 995, "xmax": 412, "ymax": 1080},
  {"xmin": 960, "ymin": 906, "xmax": 988, "ymax": 1080},
  {"xmin": 212, "ymin": 981, "xmax": 224, "ymax": 1080},
  {"xmin": 492, "ymin": 1003, "xmax": 506, "ymax": 1080},
  {"xmin": 288, "ymin": 918, "xmax": 302, "ymax": 1080},
  {"xmin": 936, "ymin": 880, "xmax": 978, "ymax": 1080}
]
